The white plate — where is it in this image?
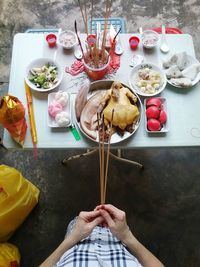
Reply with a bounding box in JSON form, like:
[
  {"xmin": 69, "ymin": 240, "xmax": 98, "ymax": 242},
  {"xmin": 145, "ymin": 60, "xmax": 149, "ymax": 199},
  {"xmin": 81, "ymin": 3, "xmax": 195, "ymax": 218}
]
[
  {"xmin": 47, "ymin": 92, "xmax": 71, "ymax": 128},
  {"xmin": 76, "ymin": 80, "xmax": 143, "ymax": 144},
  {"xmin": 144, "ymin": 97, "xmax": 169, "ymax": 133},
  {"xmin": 166, "ymin": 54, "xmax": 200, "ymax": 88},
  {"xmin": 129, "ymin": 63, "xmax": 167, "ymax": 97},
  {"xmin": 25, "ymin": 58, "xmax": 63, "ymax": 92}
]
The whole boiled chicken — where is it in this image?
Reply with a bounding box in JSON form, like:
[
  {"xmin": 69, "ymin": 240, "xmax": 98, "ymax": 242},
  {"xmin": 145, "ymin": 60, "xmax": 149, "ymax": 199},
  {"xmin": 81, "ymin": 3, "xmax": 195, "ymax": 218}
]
[{"xmin": 100, "ymin": 81, "xmax": 140, "ymax": 130}]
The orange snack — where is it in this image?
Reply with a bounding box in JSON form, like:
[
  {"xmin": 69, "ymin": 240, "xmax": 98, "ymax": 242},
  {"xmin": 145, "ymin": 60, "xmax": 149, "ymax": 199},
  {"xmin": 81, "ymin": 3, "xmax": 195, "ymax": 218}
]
[{"xmin": 0, "ymin": 95, "xmax": 27, "ymax": 146}]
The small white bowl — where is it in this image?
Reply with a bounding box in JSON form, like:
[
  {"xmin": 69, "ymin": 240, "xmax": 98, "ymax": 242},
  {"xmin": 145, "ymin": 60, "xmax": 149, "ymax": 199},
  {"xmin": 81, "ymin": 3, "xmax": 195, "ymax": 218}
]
[
  {"xmin": 144, "ymin": 97, "xmax": 169, "ymax": 133},
  {"xmin": 129, "ymin": 62, "xmax": 167, "ymax": 97},
  {"xmin": 57, "ymin": 30, "xmax": 77, "ymax": 49},
  {"xmin": 25, "ymin": 58, "xmax": 63, "ymax": 92},
  {"xmin": 141, "ymin": 30, "xmax": 159, "ymax": 49}
]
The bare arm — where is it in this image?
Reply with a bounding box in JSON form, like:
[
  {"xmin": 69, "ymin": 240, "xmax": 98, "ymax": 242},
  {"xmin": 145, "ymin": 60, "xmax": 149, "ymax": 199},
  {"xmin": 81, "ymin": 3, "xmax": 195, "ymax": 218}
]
[
  {"xmin": 121, "ymin": 230, "xmax": 164, "ymax": 267},
  {"xmin": 39, "ymin": 210, "xmax": 103, "ymax": 267},
  {"xmin": 39, "ymin": 235, "xmax": 77, "ymax": 267},
  {"xmin": 97, "ymin": 204, "xmax": 164, "ymax": 267}
]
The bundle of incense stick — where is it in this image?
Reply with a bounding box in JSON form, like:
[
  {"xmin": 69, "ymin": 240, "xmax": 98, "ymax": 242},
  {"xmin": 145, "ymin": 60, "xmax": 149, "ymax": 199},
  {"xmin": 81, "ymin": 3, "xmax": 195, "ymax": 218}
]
[
  {"xmin": 76, "ymin": 0, "xmax": 113, "ymax": 68},
  {"xmin": 98, "ymin": 109, "xmax": 114, "ymax": 204}
]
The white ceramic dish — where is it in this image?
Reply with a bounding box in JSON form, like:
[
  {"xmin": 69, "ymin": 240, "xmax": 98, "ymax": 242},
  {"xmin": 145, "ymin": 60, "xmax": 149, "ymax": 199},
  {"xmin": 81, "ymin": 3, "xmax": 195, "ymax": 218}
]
[
  {"xmin": 48, "ymin": 92, "xmax": 71, "ymax": 128},
  {"xmin": 25, "ymin": 58, "xmax": 63, "ymax": 92},
  {"xmin": 141, "ymin": 30, "xmax": 159, "ymax": 49},
  {"xmin": 57, "ymin": 30, "xmax": 77, "ymax": 49},
  {"xmin": 76, "ymin": 80, "xmax": 143, "ymax": 144},
  {"xmin": 144, "ymin": 97, "xmax": 169, "ymax": 133},
  {"xmin": 165, "ymin": 54, "xmax": 200, "ymax": 88},
  {"xmin": 129, "ymin": 63, "xmax": 167, "ymax": 97}
]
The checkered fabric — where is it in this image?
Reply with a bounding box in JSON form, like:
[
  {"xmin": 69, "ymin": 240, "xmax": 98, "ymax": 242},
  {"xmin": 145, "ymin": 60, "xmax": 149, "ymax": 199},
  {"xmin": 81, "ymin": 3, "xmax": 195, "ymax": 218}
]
[{"xmin": 55, "ymin": 219, "xmax": 143, "ymax": 267}]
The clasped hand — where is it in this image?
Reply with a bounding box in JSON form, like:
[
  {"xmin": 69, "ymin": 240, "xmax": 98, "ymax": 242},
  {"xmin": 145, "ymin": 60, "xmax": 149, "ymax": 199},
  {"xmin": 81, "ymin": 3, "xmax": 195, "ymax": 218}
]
[{"xmin": 69, "ymin": 204, "xmax": 131, "ymax": 243}]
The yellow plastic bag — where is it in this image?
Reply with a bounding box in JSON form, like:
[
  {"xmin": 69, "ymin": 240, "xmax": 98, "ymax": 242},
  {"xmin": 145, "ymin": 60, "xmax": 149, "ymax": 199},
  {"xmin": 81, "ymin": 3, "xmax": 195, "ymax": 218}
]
[
  {"xmin": 0, "ymin": 165, "xmax": 40, "ymax": 242},
  {"xmin": 0, "ymin": 242, "xmax": 20, "ymax": 267}
]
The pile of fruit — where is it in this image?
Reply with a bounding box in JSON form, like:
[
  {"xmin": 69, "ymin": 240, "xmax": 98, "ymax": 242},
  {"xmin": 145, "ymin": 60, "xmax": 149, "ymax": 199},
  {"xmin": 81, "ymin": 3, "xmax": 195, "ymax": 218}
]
[{"xmin": 145, "ymin": 98, "xmax": 167, "ymax": 131}]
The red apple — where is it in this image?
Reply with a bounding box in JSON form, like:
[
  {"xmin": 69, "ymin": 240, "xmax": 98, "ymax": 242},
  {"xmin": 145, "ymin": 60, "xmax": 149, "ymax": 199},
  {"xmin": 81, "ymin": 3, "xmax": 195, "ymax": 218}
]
[
  {"xmin": 146, "ymin": 106, "xmax": 160, "ymax": 119},
  {"xmin": 159, "ymin": 110, "xmax": 167, "ymax": 124},
  {"xmin": 147, "ymin": 119, "xmax": 161, "ymax": 131},
  {"xmin": 146, "ymin": 98, "xmax": 161, "ymax": 108}
]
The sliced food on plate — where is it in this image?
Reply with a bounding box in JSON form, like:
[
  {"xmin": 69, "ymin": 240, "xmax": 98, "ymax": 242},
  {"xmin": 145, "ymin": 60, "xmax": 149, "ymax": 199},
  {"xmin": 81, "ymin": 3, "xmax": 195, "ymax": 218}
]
[
  {"xmin": 163, "ymin": 51, "xmax": 200, "ymax": 88},
  {"xmin": 75, "ymin": 81, "xmax": 142, "ymax": 144}
]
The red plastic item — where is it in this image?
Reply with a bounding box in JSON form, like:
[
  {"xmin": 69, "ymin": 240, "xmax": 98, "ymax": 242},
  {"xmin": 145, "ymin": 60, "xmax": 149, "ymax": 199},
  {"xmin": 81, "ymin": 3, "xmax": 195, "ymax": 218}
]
[
  {"xmin": 129, "ymin": 36, "xmax": 140, "ymax": 49},
  {"xmin": 46, "ymin": 34, "xmax": 57, "ymax": 47},
  {"xmin": 86, "ymin": 34, "xmax": 96, "ymax": 46},
  {"xmin": 10, "ymin": 261, "xmax": 19, "ymax": 267},
  {"xmin": 151, "ymin": 27, "xmax": 183, "ymax": 34}
]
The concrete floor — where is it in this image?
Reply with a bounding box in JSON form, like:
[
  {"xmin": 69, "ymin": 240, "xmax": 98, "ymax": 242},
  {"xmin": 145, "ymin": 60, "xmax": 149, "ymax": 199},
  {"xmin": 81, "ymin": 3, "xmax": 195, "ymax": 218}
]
[{"xmin": 1, "ymin": 0, "xmax": 200, "ymax": 266}]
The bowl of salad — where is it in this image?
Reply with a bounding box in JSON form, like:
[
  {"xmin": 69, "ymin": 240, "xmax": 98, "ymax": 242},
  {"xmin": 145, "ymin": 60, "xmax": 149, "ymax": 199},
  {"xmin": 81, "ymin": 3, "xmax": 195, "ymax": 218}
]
[{"xmin": 25, "ymin": 58, "xmax": 63, "ymax": 92}]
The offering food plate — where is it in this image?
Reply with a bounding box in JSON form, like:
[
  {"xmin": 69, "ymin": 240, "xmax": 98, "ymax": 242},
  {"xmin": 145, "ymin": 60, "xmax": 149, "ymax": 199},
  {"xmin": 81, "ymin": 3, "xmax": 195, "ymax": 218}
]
[
  {"xmin": 48, "ymin": 92, "xmax": 71, "ymax": 128},
  {"xmin": 25, "ymin": 57, "xmax": 63, "ymax": 92},
  {"xmin": 129, "ymin": 63, "xmax": 167, "ymax": 97},
  {"xmin": 165, "ymin": 54, "xmax": 200, "ymax": 88},
  {"xmin": 76, "ymin": 80, "xmax": 143, "ymax": 144}
]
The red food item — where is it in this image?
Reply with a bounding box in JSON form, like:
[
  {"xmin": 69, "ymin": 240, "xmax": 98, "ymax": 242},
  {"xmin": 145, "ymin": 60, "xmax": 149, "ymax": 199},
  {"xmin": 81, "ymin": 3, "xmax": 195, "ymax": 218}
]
[
  {"xmin": 147, "ymin": 118, "xmax": 161, "ymax": 131},
  {"xmin": 146, "ymin": 98, "xmax": 161, "ymax": 108},
  {"xmin": 146, "ymin": 106, "xmax": 160, "ymax": 119},
  {"xmin": 159, "ymin": 110, "xmax": 167, "ymax": 124}
]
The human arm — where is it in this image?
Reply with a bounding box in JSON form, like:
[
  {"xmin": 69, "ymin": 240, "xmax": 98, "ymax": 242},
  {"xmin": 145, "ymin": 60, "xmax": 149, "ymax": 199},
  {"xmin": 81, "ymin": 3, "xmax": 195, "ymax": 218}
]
[
  {"xmin": 97, "ymin": 204, "xmax": 164, "ymax": 267},
  {"xmin": 39, "ymin": 210, "xmax": 103, "ymax": 267}
]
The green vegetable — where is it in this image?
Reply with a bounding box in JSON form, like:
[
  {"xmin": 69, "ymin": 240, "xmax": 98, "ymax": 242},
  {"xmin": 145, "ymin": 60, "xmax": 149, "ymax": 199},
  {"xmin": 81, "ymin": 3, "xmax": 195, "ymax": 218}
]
[{"xmin": 28, "ymin": 63, "xmax": 58, "ymax": 89}]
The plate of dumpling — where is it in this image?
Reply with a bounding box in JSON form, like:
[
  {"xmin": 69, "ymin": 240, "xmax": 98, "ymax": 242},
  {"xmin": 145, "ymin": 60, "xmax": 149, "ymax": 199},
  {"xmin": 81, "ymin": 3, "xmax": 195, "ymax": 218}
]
[
  {"xmin": 129, "ymin": 63, "xmax": 167, "ymax": 97},
  {"xmin": 48, "ymin": 91, "xmax": 71, "ymax": 127},
  {"xmin": 75, "ymin": 80, "xmax": 142, "ymax": 144},
  {"xmin": 163, "ymin": 51, "xmax": 200, "ymax": 88}
]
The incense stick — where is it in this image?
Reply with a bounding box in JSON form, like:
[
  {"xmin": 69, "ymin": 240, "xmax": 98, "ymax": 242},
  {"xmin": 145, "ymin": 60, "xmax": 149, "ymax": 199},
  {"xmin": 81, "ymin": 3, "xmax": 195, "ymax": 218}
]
[
  {"xmin": 101, "ymin": 114, "xmax": 105, "ymax": 204},
  {"xmin": 84, "ymin": 0, "xmax": 89, "ymax": 35},
  {"xmin": 74, "ymin": 20, "xmax": 85, "ymax": 60},
  {"xmin": 90, "ymin": 0, "xmax": 94, "ymax": 34},
  {"xmin": 103, "ymin": 109, "xmax": 114, "ymax": 204},
  {"xmin": 77, "ymin": 0, "xmax": 87, "ymax": 34},
  {"xmin": 24, "ymin": 80, "xmax": 38, "ymax": 159},
  {"xmin": 101, "ymin": 0, "xmax": 112, "ymax": 62},
  {"xmin": 113, "ymin": 27, "xmax": 121, "ymax": 43},
  {"xmin": 97, "ymin": 113, "xmax": 103, "ymax": 203}
]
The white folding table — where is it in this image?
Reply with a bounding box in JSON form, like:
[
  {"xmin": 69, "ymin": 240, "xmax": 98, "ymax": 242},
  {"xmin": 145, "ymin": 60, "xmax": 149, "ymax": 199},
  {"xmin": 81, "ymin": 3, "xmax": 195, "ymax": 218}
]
[{"xmin": 3, "ymin": 33, "xmax": 200, "ymax": 150}]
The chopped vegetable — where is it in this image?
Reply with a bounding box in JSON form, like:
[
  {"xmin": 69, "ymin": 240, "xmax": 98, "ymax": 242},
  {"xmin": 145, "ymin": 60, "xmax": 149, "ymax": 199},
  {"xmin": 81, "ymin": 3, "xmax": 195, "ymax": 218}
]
[{"xmin": 28, "ymin": 63, "xmax": 58, "ymax": 89}]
